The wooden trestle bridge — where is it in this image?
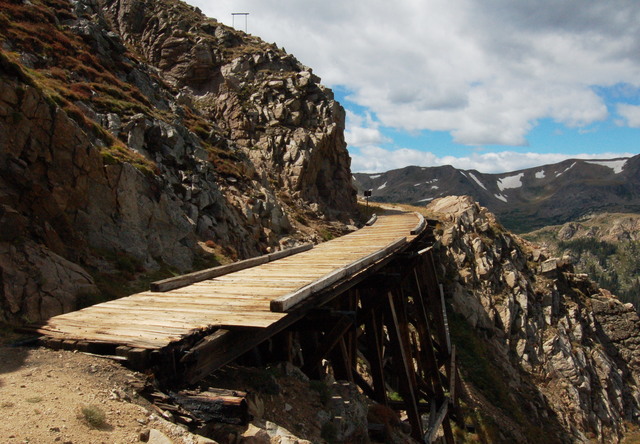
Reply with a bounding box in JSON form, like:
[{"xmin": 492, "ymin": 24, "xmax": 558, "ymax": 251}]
[{"xmin": 35, "ymin": 212, "xmax": 463, "ymax": 443}]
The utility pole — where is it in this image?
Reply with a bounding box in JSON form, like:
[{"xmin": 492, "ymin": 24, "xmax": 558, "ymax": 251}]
[{"xmin": 232, "ymin": 13, "xmax": 249, "ymax": 33}]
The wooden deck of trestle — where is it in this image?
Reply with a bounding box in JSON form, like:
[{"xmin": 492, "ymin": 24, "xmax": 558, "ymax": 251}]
[{"xmin": 35, "ymin": 213, "xmax": 424, "ymax": 352}]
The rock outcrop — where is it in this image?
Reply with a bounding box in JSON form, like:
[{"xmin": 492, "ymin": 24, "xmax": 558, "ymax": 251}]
[
  {"xmin": 0, "ymin": 0, "xmax": 357, "ymax": 323},
  {"xmin": 426, "ymin": 195, "xmax": 640, "ymax": 443}
]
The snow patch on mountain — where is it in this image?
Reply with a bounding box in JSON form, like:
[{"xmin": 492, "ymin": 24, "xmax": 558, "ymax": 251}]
[
  {"xmin": 556, "ymin": 162, "xmax": 576, "ymax": 177},
  {"xmin": 469, "ymin": 172, "xmax": 488, "ymax": 190},
  {"xmin": 497, "ymin": 173, "xmax": 524, "ymax": 191},
  {"xmin": 585, "ymin": 159, "xmax": 627, "ymax": 174}
]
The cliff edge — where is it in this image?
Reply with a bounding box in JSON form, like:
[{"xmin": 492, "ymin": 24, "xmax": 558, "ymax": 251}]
[{"xmin": 427, "ymin": 196, "xmax": 640, "ymax": 443}]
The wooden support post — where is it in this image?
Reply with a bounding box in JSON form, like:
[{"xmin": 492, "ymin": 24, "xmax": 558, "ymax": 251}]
[
  {"xmin": 302, "ymin": 316, "xmax": 353, "ymax": 377},
  {"xmin": 353, "ymin": 371, "xmax": 376, "ymax": 399},
  {"xmin": 419, "ymin": 251, "xmax": 451, "ymax": 356},
  {"xmin": 271, "ymin": 331, "xmax": 294, "ymax": 363},
  {"xmin": 385, "ymin": 290, "xmax": 423, "ymax": 441},
  {"xmin": 364, "ymin": 306, "xmax": 388, "ymax": 406},
  {"xmin": 448, "ymin": 345, "xmax": 465, "ymax": 427},
  {"xmin": 346, "ymin": 289, "xmax": 359, "ymax": 377},
  {"xmin": 439, "ymin": 283, "xmax": 452, "ymax": 355},
  {"xmin": 424, "ymin": 398, "xmax": 450, "ymax": 443},
  {"xmin": 336, "ymin": 337, "xmax": 354, "ymax": 382},
  {"xmin": 411, "ymin": 267, "xmax": 455, "ymax": 444},
  {"xmin": 411, "ymin": 268, "xmax": 439, "ymax": 396}
]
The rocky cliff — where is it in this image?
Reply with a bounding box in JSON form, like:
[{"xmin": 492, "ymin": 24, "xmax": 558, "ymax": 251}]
[
  {"xmin": 0, "ymin": 0, "xmax": 357, "ymax": 324},
  {"xmin": 425, "ymin": 196, "xmax": 640, "ymax": 443}
]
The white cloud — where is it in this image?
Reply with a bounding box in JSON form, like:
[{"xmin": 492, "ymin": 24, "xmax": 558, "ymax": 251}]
[
  {"xmin": 618, "ymin": 104, "xmax": 640, "ymax": 127},
  {"xmin": 344, "ymin": 110, "xmax": 390, "ymax": 147},
  {"xmin": 349, "ymin": 147, "xmax": 635, "ymax": 174},
  {"xmin": 189, "ymin": 0, "xmax": 640, "ymax": 146}
]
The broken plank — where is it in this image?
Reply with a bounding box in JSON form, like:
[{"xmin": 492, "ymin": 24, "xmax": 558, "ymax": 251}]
[{"xmin": 424, "ymin": 398, "xmax": 449, "ymax": 443}]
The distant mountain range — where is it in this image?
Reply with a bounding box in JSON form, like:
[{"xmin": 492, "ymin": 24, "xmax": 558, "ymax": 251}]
[{"xmin": 353, "ymin": 154, "xmax": 640, "ymax": 232}]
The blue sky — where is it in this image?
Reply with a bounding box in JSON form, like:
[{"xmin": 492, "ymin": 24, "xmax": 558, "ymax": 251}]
[{"xmin": 188, "ymin": 0, "xmax": 640, "ymax": 173}]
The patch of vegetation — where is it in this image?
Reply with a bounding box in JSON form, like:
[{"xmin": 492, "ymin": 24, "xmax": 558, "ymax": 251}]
[
  {"xmin": 557, "ymin": 239, "xmax": 640, "ymax": 309},
  {"xmin": 449, "ymin": 310, "xmax": 512, "ymax": 408},
  {"xmin": 319, "ymin": 229, "xmax": 334, "ymax": 242},
  {"xmin": 78, "ymin": 404, "xmax": 107, "ymax": 429},
  {"xmin": 524, "ymin": 214, "xmax": 640, "ymax": 310},
  {"xmin": 449, "ymin": 310, "xmax": 551, "ymax": 441},
  {"xmin": 558, "ymin": 238, "xmax": 617, "ymax": 266},
  {"xmin": 26, "ymin": 396, "xmax": 43, "ymax": 404},
  {"xmin": 101, "ymin": 143, "xmax": 157, "ymax": 177},
  {"xmin": 451, "ymin": 401, "xmax": 501, "ymax": 444}
]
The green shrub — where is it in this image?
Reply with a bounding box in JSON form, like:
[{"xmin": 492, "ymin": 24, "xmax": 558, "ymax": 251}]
[{"xmin": 79, "ymin": 404, "xmax": 107, "ymax": 429}]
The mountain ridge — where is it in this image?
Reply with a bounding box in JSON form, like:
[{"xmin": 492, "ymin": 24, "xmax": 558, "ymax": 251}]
[{"xmin": 354, "ymin": 155, "xmax": 640, "ymax": 232}]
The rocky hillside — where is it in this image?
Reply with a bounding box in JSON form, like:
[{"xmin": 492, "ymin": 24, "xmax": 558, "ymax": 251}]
[
  {"xmin": 0, "ymin": 0, "xmax": 357, "ymax": 325},
  {"xmin": 424, "ymin": 196, "xmax": 640, "ymax": 443},
  {"xmin": 523, "ymin": 213, "xmax": 640, "ymax": 310},
  {"xmin": 354, "ymin": 155, "xmax": 640, "ymax": 232}
]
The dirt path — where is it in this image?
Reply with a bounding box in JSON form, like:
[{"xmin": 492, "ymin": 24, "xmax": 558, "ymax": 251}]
[{"xmin": 0, "ymin": 345, "xmax": 209, "ymax": 443}]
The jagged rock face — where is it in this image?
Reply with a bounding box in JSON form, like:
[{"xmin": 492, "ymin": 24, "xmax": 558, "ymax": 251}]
[
  {"xmin": 99, "ymin": 0, "xmax": 355, "ymax": 215},
  {"xmin": 426, "ymin": 195, "xmax": 640, "ymax": 443},
  {"xmin": 0, "ymin": 0, "xmax": 356, "ymax": 323}
]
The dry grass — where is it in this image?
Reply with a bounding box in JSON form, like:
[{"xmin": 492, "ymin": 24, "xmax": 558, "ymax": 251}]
[{"xmin": 78, "ymin": 404, "xmax": 107, "ymax": 429}]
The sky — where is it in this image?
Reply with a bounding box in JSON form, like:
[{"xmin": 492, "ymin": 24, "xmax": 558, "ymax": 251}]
[{"xmin": 187, "ymin": 0, "xmax": 640, "ymax": 174}]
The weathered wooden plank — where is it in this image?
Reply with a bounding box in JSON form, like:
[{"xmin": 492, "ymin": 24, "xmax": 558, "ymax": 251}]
[
  {"xmin": 364, "ymin": 305, "xmax": 388, "ymax": 406},
  {"xmin": 183, "ymin": 280, "xmax": 306, "ymax": 288},
  {"xmin": 51, "ymin": 309, "xmax": 285, "ymax": 329},
  {"xmin": 270, "ymin": 237, "xmax": 407, "ymax": 312},
  {"xmin": 150, "ymin": 243, "xmax": 313, "ymax": 292},
  {"xmin": 171, "ymin": 389, "xmax": 250, "ymax": 425},
  {"xmin": 150, "ymin": 256, "xmax": 268, "ymax": 292},
  {"xmin": 424, "ymin": 399, "xmax": 449, "ymax": 443},
  {"xmin": 55, "ymin": 305, "xmax": 284, "ymax": 322},
  {"xmin": 40, "ymin": 319, "xmax": 196, "ymax": 336},
  {"xmin": 90, "ymin": 296, "xmax": 275, "ymax": 308},
  {"xmin": 410, "ymin": 212, "xmax": 427, "ymax": 235},
  {"xmin": 35, "ymin": 328, "xmax": 172, "ymax": 349}
]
